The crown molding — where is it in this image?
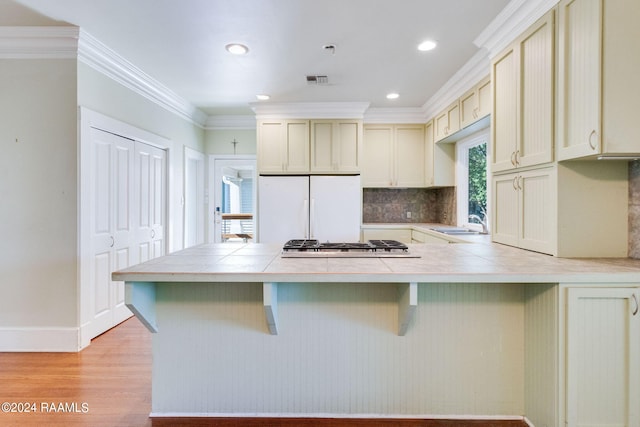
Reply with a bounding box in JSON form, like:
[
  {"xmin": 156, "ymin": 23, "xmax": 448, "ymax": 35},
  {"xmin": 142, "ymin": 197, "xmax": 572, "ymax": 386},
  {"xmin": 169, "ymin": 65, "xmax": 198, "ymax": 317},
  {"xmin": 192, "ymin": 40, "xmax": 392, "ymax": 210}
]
[
  {"xmin": 77, "ymin": 29, "xmax": 208, "ymax": 127},
  {"xmin": 250, "ymin": 102, "xmax": 371, "ymax": 120},
  {"xmin": 205, "ymin": 115, "xmax": 257, "ymax": 130},
  {"xmin": 363, "ymin": 107, "xmax": 427, "ymax": 124},
  {"xmin": 421, "ymin": 49, "xmax": 490, "ymax": 121},
  {"xmin": 474, "ymin": 0, "xmax": 558, "ymax": 58},
  {"xmin": 0, "ymin": 26, "xmax": 79, "ymax": 58},
  {"xmin": 421, "ymin": 0, "xmax": 557, "ymax": 121}
]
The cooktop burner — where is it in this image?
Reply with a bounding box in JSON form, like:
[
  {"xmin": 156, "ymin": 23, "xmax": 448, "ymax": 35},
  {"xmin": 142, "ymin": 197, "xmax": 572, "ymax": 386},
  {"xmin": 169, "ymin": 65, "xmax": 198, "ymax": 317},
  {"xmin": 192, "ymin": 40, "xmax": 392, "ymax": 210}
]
[{"xmin": 281, "ymin": 239, "xmax": 417, "ymax": 258}]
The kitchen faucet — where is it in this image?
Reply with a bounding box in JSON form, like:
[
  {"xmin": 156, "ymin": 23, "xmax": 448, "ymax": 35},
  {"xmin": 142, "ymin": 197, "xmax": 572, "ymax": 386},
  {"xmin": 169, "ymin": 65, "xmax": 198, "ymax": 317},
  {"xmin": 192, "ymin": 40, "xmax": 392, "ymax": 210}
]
[{"xmin": 468, "ymin": 213, "xmax": 489, "ymax": 234}]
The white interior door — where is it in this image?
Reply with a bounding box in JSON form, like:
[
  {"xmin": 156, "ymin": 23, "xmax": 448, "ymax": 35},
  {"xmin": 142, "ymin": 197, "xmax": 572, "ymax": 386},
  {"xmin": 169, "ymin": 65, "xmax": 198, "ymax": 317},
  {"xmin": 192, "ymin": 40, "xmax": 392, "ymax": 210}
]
[
  {"xmin": 184, "ymin": 148, "xmax": 205, "ymax": 248},
  {"xmin": 80, "ymin": 107, "xmax": 171, "ymax": 347},
  {"xmin": 87, "ymin": 128, "xmax": 135, "ymax": 339},
  {"xmin": 134, "ymin": 142, "xmax": 166, "ymax": 262}
]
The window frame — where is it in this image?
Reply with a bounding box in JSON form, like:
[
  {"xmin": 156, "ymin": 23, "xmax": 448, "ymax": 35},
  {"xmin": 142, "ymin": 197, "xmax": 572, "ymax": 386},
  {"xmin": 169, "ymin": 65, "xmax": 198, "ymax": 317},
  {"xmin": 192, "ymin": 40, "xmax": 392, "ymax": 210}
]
[{"xmin": 455, "ymin": 128, "xmax": 490, "ymax": 233}]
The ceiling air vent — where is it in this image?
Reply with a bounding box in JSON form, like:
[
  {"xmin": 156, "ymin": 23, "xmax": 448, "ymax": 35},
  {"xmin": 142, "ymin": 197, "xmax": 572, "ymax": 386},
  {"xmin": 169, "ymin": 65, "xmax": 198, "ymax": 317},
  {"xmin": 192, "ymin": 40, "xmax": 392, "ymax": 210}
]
[{"xmin": 306, "ymin": 75, "xmax": 329, "ymax": 85}]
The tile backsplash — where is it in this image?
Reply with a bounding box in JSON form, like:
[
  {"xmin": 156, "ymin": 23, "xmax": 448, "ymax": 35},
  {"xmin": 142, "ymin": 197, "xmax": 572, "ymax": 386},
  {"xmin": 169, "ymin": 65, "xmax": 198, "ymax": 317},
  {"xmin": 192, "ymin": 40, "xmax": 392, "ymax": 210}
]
[
  {"xmin": 363, "ymin": 187, "xmax": 456, "ymax": 225},
  {"xmin": 629, "ymin": 160, "xmax": 640, "ymax": 258}
]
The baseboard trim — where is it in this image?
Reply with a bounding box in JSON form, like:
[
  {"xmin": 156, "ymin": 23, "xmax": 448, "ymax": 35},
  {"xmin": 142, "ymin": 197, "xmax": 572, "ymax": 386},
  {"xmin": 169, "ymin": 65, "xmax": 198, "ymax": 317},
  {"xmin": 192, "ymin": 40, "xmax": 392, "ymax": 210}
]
[
  {"xmin": 150, "ymin": 414, "xmax": 528, "ymax": 427},
  {"xmin": 150, "ymin": 413, "xmax": 527, "ymax": 420},
  {"xmin": 0, "ymin": 326, "xmax": 80, "ymax": 352}
]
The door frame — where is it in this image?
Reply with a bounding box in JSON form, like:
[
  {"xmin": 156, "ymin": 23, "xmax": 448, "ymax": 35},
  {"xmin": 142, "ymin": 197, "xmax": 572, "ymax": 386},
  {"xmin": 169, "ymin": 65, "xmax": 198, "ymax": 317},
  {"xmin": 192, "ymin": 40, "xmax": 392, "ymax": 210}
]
[
  {"xmin": 207, "ymin": 155, "xmax": 256, "ymax": 243},
  {"xmin": 184, "ymin": 147, "xmax": 205, "ymax": 248},
  {"xmin": 78, "ymin": 107, "xmax": 172, "ymax": 349}
]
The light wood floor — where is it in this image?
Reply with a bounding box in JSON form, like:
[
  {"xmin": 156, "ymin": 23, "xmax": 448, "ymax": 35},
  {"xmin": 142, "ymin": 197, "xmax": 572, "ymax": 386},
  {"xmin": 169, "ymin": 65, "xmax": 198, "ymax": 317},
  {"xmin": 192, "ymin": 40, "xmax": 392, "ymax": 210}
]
[
  {"xmin": 0, "ymin": 319, "xmax": 526, "ymax": 427},
  {"xmin": 0, "ymin": 318, "xmax": 152, "ymax": 427}
]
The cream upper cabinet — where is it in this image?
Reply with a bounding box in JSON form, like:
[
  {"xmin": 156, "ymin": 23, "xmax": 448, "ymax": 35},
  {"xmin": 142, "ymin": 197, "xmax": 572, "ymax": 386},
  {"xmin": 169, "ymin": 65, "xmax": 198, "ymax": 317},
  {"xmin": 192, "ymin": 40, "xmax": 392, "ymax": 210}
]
[
  {"xmin": 434, "ymin": 101, "xmax": 460, "ymax": 143},
  {"xmin": 424, "ymin": 120, "xmax": 454, "ymax": 187},
  {"xmin": 565, "ymin": 287, "xmax": 640, "ymax": 427},
  {"xmin": 492, "ymin": 9, "xmax": 555, "ymax": 173},
  {"xmin": 492, "ymin": 166, "xmax": 557, "ymax": 255},
  {"xmin": 557, "ymin": 0, "xmax": 640, "ymax": 160},
  {"xmin": 362, "ymin": 124, "xmax": 425, "ymax": 188},
  {"xmin": 257, "ymin": 120, "xmax": 309, "ymax": 173},
  {"xmin": 310, "ymin": 120, "xmax": 362, "ymax": 173},
  {"xmin": 460, "ymin": 76, "xmax": 491, "ymax": 129}
]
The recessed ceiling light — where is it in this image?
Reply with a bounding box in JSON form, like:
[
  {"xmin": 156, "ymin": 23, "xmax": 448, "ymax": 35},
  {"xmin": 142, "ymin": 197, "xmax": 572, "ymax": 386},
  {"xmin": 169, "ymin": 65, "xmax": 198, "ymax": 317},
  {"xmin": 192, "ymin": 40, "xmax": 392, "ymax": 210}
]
[
  {"xmin": 225, "ymin": 43, "xmax": 249, "ymax": 55},
  {"xmin": 418, "ymin": 40, "xmax": 437, "ymax": 51},
  {"xmin": 386, "ymin": 93, "xmax": 399, "ymax": 100},
  {"xmin": 256, "ymin": 94, "xmax": 270, "ymax": 101}
]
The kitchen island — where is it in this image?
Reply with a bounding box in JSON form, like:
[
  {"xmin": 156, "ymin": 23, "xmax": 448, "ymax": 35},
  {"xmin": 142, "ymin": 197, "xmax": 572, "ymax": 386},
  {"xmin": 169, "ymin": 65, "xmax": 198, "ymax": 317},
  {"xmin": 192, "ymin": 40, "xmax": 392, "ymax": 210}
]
[{"xmin": 112, "ymin": 241, "xmax": 640, "ymax": 426}]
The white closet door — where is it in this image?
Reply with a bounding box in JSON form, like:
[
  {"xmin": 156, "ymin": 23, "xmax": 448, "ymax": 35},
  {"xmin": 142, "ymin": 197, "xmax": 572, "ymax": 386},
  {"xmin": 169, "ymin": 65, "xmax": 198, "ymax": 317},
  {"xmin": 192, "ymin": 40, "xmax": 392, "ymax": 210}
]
[
  {"xmin": 134, "ymin": 142, "xmax": 166, "ymax": 262},
  {"xmin": 88, "ymin": 128, "xmax": 135, "ymax": 338}
]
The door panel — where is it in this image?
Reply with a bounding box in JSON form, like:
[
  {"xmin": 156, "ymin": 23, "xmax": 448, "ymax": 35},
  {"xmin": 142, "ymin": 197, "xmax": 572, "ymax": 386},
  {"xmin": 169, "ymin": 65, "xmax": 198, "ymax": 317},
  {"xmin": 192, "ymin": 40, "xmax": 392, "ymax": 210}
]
[
  {"xmin": 86, "ymin": 127, "xmax": 166, "ymax": 340},
  {"xmin": 567, "ymin": 287, "xmax": 640, "ymax": 427}
]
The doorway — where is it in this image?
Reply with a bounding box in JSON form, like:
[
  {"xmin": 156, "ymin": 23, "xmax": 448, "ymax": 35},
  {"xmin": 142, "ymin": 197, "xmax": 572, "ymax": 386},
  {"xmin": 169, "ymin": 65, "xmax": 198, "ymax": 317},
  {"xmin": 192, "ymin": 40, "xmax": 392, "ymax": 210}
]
[
  {"xmin": 208, "ymin": 156, "xmax": 256, "ymax": 243},
  {"xmin": 184, "ymin": 147, "xmax": 205, "ymax": 248}
]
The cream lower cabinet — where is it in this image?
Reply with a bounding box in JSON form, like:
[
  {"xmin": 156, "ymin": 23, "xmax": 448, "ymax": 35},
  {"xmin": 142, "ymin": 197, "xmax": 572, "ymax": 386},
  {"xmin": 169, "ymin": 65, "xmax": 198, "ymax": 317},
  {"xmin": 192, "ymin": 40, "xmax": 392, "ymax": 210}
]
[
  {"xmin": 557, "ymin": 0, "xmax": 640, "ymax": 160},
  {"xmin": 362, "ymin": 124, "xmax": 425, "ymax": 188},
  {"xmin": 361, "ymin": 228, "xmax": 412, "ymax": 244},
  {"xmin": 565, "ymin": 287, "xmax": 640, "ymax": 427},
  {"xmin": 492, "ymin": 167, "xmax": 556, "ymax": 255},
  {"xmin": 310, "ymin": 120, "xmax": 362, "ymax": 173}
]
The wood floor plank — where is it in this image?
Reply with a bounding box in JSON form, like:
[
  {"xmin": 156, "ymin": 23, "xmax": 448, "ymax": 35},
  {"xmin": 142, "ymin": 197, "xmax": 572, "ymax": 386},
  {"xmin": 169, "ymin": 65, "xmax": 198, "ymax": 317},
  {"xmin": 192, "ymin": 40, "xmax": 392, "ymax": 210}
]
[
  {"xmin": 0, "ymin": 319, "xmax": 526, "ymax": 427},
  {"xmin": 0, "ymin": 318, "xmax": 152, "ymax": 427}
]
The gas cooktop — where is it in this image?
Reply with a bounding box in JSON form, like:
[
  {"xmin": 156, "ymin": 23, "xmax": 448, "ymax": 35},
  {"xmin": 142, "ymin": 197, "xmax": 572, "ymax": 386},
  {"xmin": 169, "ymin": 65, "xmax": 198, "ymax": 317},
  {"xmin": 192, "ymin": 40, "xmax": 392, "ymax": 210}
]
[{"xmin": 281, "ymin": 239, "xmax": 420, "ymax": 258}]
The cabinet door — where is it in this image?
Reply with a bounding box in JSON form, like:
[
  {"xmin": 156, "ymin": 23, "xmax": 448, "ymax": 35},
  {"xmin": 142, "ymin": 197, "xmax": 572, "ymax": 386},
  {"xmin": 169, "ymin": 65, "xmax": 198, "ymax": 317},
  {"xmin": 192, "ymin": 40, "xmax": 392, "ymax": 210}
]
[
  {"xmin": 476, "ymin": 77, "xmax": 492, "ymax": 121},
  {"xmin": 492, "ymin": 167, "xmax": 555, "ymax": 254},
  {"xmin": 492, "ymin": 172, "xmax": 520, "ymax": 247},
  {"xmin": 257, "ymin": 121, "xmax": 285, "ymax": 173},
  {"xmin": 425, "ymin": 120, "xmax": 435, "ymax": 186},
  {"xmin": 334, "ymin": 121, "xmax": 361, "ymax": 172},
  {"xmin": 310, "ymin": 120, "xmax": 334, "ymax": 172},
  {"xmin": 566, "ymin": 287, "xmax": 640, "ymax": 427},
  {"xmin": 395, "ymin": 125, "xmax": 425, "ymax": 187},
  {"xmin": 460, "ymin": 77, "xmax": 491, "ymax": 129},
  {"xmin": 435, "ymin": 101, "xmax": 460, "ymax": 142},
  {"xmin": 557, "ymin": 0, "xmax": 602, "ymax": 160},
  {"xmin": 362, "ymin": 125, "xmax": 394, "ymax": 187},
  {"xmin": 284, "ymin": 120, "xmax": 310, "ymax": 172},
  {"xmin": 518, "ymin": 167, "xmax": 555, "ymax": 254},
  {"xmin": 491, "ymin": 45, "xmax": 518, "ymax": 172},
  {"xmin": 362, "ymin": 228, "xmax": 412, "ymax": 244},
  {"xmin": 460, "ymin": 88, "xmax": 478, "ymax": 129},
  {"xmin": 518, "ymin": 10, "xmax": 554, "ymax": 168}
]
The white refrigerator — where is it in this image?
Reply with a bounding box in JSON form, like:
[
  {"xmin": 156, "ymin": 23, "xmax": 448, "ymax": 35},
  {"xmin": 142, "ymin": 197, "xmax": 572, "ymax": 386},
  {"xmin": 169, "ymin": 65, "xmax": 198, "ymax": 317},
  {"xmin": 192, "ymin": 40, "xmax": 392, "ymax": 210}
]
[{"xmin": 258, "ymin": 175, "xmax": 361, "ymax": 243}]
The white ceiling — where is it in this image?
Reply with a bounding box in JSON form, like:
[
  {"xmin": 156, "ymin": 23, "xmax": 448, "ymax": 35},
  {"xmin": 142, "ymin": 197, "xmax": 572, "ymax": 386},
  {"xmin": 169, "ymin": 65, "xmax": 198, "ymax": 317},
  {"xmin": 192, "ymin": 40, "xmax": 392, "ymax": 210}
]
[{"xmin": 4, "ymin": 0, "xmax": 511, "ymax": 116}]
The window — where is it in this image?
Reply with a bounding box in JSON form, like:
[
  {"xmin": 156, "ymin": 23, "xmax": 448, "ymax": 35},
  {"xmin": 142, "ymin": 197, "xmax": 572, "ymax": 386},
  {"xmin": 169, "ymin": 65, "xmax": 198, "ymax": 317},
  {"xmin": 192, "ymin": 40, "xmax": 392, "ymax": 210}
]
[{"xmin": 456, "ymin": 129, "xmax": 490, "ymax": 233}]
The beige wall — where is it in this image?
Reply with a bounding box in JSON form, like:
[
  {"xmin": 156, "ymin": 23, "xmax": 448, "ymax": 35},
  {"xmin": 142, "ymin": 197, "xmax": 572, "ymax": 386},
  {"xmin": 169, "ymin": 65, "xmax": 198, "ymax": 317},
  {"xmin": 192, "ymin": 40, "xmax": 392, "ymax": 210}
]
[
  {"xmin": 0, "ymin": 57, "xmax": 206, "ymax": 347},
  {"xmin": 0, "ymin": 59, "xmax": 78, "ymax": 328},
  {"xmin": 205, "ymin": 128, "xmax": 256, "ymax": 155}
]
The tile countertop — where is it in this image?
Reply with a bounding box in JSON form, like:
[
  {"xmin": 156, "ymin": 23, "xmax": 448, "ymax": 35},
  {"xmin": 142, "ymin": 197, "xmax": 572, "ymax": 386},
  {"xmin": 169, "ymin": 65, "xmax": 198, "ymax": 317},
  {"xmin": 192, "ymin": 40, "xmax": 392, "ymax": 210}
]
[{"xmin": 112, "ymin": 239, "xmax": 640, "ymax": 285}]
